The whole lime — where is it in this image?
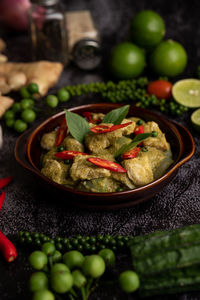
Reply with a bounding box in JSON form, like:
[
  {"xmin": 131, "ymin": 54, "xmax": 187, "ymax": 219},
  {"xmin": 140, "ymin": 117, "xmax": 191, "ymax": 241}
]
[
  {"xmin": 131, "ymin": 10, "xmax": 165, "ymax": 48},
  {"xmin": 109, "ymin": 42, "xmax": 146, "ymax": 79},
  {"xmin": 149, "ymin": 40, "xmax": 187, "ymax": 77}
]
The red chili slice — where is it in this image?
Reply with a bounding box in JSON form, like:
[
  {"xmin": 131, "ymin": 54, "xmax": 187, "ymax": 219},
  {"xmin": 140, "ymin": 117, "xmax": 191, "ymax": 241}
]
[
  {"xmin": 122, "ymin": 147, "xmax": 140, "ymax": 160},
  {"xmin": 82, "ymin": 111, "xmax": 93, "ymax": 122},
  {"xmin": 0, "ymin": 191, "xmax": 5, "ymax": 210},
  {"xmin": 0, "ymin": 231, "xmax": 17, "ymax": 263},
  {"xmin": 54, "ymin": 150, "xmax": 89, "ymax": 160},
  {"xmin": 82, "ymin": 112, "xmax": 101, "ymax": 124},
  {"xmin": 0, "ymin": 176, "xmax": 13, "ymax": 189},
  {"xmin": 134, "ymin": 125, "xmax": 144, "ymax": 136},
  {"xmin": 90, "ymin": 122, "xmax": 132, "ymax": 134},
  {"xmin": 55, "ymin": 118, "xmax": 68, "ymax": 147},
  {"xmin": 87, "ymin": 157, "xmax": 127, "ymax": 173}
]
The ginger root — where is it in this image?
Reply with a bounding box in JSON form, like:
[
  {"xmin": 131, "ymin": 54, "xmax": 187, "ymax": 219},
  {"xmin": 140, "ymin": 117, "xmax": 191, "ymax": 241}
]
[
  {"xmin": 0, "ymin": 39, "xmax": 6, "ymax": 53},
  {"xmin": 0, "ymin": 94, "xmax": 14, "ymax": 118},
  {"xmin": 7, "ymin": 72, "xmax": 27, "ymax": 91},
  {"xmin": 0, "ymin": 54, "xmax": 8, "ymax": 63},
  {"xmin": 0, "ymin": 61, "xmax": 63, "ymax": 96}
]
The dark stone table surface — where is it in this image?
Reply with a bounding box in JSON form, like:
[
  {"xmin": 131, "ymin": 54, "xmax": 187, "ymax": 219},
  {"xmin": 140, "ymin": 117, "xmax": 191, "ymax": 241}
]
[{"xmin": 0, "ymin": 0, "xmax": 200, "ymax": 299}]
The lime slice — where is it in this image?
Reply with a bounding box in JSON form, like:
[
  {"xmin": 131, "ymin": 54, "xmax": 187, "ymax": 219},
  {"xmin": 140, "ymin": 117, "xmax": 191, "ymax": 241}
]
[
  {"xmin": 191, "ymin": 108, "xmax": 200, "ymax": 132},
  {"xmin": 172, "ymin": 79, "xmax": 200, "ymax": 108}
]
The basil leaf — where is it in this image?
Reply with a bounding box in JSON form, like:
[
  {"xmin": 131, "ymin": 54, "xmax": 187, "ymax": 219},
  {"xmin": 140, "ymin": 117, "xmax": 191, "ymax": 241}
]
[
  {"xmin": 115, "ymin": 133, "xmax": 152, "ymax": 157},
  {"xmin": 102, "ymin": 105, "xmax": 130, "ymax": 125},
  {"xmin": 65, "ymin": 110, "xmax": 90, "ymax": 143}
]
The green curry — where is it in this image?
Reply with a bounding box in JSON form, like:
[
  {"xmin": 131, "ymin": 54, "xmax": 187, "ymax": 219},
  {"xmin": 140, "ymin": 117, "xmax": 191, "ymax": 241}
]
[{"xmin": 40, "ymin": 111, "xmax": 173, "ymax": 193}]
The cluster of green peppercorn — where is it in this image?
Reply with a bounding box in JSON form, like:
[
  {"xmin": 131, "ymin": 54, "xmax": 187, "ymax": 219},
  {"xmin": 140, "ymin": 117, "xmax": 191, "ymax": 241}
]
[
  {"xmin": 25, "ymin": 232, "xmax": 140, "ymax": 300},
  {"xmin": 48, "ymin": 77, "xmax": 188, "ymax": 116},
  {"xmin": 3, "ymin": 76, "xmax": 189, "ymax": 134},
  {"xmin": 18, "ymin": 231, "xmax": 132, "ymax": 254}
]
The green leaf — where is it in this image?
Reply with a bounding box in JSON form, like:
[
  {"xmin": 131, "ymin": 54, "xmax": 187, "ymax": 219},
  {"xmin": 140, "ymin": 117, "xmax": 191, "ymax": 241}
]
[
  {"xmin": 115, "ymin": 133, "xmax": 152, "ymax": 157},
  {"xmin": 65, "ymin": 110, "xmax": 90, "ymax": 143},
  {"xmin": 102, "ymin": 105, "xmax": 130, "ymax": 125}
]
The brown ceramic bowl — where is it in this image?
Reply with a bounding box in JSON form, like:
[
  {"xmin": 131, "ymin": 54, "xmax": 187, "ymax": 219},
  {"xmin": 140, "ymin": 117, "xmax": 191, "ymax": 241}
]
[{"xmin": 15, "ymin": 103, "xmax": 195, "ymax": 210}]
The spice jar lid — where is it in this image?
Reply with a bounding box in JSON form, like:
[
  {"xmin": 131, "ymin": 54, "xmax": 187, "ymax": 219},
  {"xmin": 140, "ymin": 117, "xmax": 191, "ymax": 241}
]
[
  {"xmin": 72, "ymin": 39, "xmax": 102, "ymax": 71},
  {"xmin": 31, "ymin": 0, "xmax": 59, "ymax": 5}
]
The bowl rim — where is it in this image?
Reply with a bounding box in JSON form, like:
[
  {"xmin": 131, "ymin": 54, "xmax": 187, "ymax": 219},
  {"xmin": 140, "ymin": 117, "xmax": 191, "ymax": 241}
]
[{"xmin": 18, "ymin": 103, "xmax": 195, "ymax": 198}]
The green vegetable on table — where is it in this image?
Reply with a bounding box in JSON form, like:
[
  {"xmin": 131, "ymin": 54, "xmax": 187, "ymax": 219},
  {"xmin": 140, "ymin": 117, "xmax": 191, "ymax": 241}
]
[
  {"xmin": 29, "ymin": 251, "xmax": 48, "ymax": 270},
  {"xmin": 46, "ymin": 95, "xmax": 59, "ymax": 108},
  {"xmin": 62, "ymin": 77, "xmax": 187, "ymax": 116},
  {"xmin": 98, "ymin": 248, "xmax": 115, "ymax": 268},
  {"xmin": 27, "ymin": 240, "xmax": 119, "ymax": 300},
  {"xmin": 18, "ymin": 231, "xmax": 131, "ymax": 253},
  {"xmin": 63, "ymin": 250, "xmax": 84, "ymax": 270},
  {"xmin": 29, "ymin": 272, "xmax": 48, "ymax": 292},
  {"xmin": 28, "ymin": 83, "xmax": 40, "ymax": 94},
  {"xmin": 20, "ymin": 86, "xmax": 31, "ymax": 99},
  {"xmin": 129, "ymin": 224, "xmax": 200, "ymax": 297},
  {"xmin": 32, "ymin": 290, "xmax": 55, "ymax": 300},
  {"xmin": 119, "ymin": 270, "xmax": 140, "ymax": 293},
  {"xmin": 13, "ymin": 119, "xmax": 28, "ymax": 133},
  {"xmin": 20, "ymin": 224, "xmax": 200, "ymax": 298},
  {"xmin": 20, "ymin": 98, "xmax": 34, "ymax": 110},
  {"xmin": 21, "ymin": 109, "xmax": 36, "ymax": 123},
  {"xmin": 4, "ymin": 83, "xmax": 39, "ymax": 133},
  {"xmin": 57, "ymin": 88, "xmax": 70, "ymax": 102},
  {"xmin": 4, "ymin": 76, "xmax": 188, "ymax": 135}
]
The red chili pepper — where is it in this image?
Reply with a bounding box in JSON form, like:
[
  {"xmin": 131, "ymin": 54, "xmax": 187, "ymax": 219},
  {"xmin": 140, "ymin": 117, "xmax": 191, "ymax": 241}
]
[
  {"xmin": 55, "ymin": 118, "xmax": 68, "ymax": 147},
  {"xmin": 0, "ymin": 231, "xmax": 17, "ymax": 262},
  {"xmin": 82, "ymin": 111, "xmax": 93, "ymax": 123},
  {"xmin": 82, "ymin": 112, "xmax": 101, "ymax": 124},
  {"xmin": 90, "ymin": 122, "xmax": 132, "ymax": 134},
  {"xmin": 54, "ymin": 150, "xmax": 89, "ymax": 160},
  {"xmin": 0, "ymin": 191, "xmax": 5, "ymax": 210},
  {"xmin": 87, "ymin": 157, "xmax": 127, "ymax": 173},
  {"xmin": 0, "ymin": 176, "xmax": 13, "ymax": 189},
  {"xmin": 122, "ymin": 147, "xmax": 140, "ymax": 160},
  {"xmin": 134, "ymin": 125, "xmax": 144, "ymax": 136}
]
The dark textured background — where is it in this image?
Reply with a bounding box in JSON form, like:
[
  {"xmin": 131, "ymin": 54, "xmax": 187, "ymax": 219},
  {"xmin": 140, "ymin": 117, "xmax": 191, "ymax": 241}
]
[{"xmin": 0, "ymin": 0, "xmax": 200, "ymax": 299}]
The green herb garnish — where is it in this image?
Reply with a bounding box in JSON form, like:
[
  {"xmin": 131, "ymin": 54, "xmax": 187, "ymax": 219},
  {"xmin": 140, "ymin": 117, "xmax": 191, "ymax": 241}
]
[
  {"xmin": 115, "ymin": 133, "xmax": 152, "ymax": 157},
  {"xmin": 102, "ymin": 105, "xmax": 130, "ymax": 125},
  {"xmin": 65, "ymin": 110, "xmax": 90, "ymax": 143}
]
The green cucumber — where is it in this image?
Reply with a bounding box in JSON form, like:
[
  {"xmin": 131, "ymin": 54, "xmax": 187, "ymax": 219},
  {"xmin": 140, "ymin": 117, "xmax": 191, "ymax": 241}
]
[
  {"xmin": 133, "ymin": 244, "xmax": 200, "ymax": 276},
  {"xmin": 140, "ymin": 265, "xmax": 200, "ymax": 297},
  {"xmin": 129, "ymin": 224, "xmax": 200, "ymax": 258}
]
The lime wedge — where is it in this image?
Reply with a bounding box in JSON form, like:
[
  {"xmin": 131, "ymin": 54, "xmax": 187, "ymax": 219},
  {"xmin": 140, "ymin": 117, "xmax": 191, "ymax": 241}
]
[
  {"xmin": 172, "ymin": 79, "xmax": 200, "ymax": 108},
  {"xmin": 191, "ymin": 108, "xmax": 200, "ymax": 132}
]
